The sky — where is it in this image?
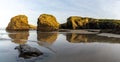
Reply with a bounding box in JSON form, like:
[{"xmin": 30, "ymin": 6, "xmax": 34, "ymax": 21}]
[{"xmin": 0, "ymin": 0, "xmax": 120, "ymax": 28}]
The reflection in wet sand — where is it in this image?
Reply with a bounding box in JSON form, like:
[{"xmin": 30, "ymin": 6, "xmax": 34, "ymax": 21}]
[
  {"xmin": 67, "ymin": 33, "xmax": 88, "ymax": 43},
  {"xmin": 6, "ymin": 30, "xmax": 44, "ymax": 60},
  {"xmin": 37, "ymin": 31, "xmax": 58, "ymax": 45},
  {"xmin": 37, "ymin": 31, "xmax": 58, "ymax": 53},
  {"xmin": 7, "ymin": 31, "xmax": 29, "ymax": 44},
  {"xmin": 67, "ymin": 33, "xmax": 120, "ymax": 43}
]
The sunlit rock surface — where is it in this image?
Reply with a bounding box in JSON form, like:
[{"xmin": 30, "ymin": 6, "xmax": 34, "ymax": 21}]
[
  {"xmin": 67, "ymin": 16, "xmax": 89, "ymax": 29},
  {"xmin": 37, "ymin": 14, "xmax": 60, "ymax": 32},
  {"xmin": 6, "ymin": 15, "xmax": 36, "ymax": 30}
]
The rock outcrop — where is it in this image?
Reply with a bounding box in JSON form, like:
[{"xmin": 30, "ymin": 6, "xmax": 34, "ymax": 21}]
[
  {"xmin": 66, "ymin": 16, "xmax": 89, "ymax": 29},
  {"xmin": 37, "ymin": 14, "xmax": 60, "ymax": 31},
  {"xmin": 6, "ymin": 15, "xmax": 36, "ymax": 30},
  {"xmin": 60, "ymin": 16, "xmax": 120, "ymax": 30}
]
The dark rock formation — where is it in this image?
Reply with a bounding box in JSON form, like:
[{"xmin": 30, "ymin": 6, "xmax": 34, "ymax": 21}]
[
  {"xmin": 100, "ymin": 29, "xmax": 120, "ymax": 34},
  {"xmin": 37, "ymin": 14, "xmax": 60, "ymax": 32},
  {"xmin": 15, "ymin": 44, "xmax": 43, "ymax": 59},
  {"xmin": 59, "ymin": 23, "xmax": 67, "ymax": 29}
]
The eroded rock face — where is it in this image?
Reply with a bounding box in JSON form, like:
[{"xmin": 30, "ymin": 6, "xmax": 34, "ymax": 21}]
[
  {"xmin": 61, "ymin": 16, "xmax": 120, "ymax": 31},
  {"xmin": 6, "ymin": 15, "xmax": 36, "ymax": 30},
  {"xmin": 6, "ymin": 15, "xmax": 29, "ymax": 30},
  {"xmin": 37, "ymin": 14, "xmax": 60, "ymax": 31},
  {"xmin": 67, "ymin": 16, "xmax": 89, "ymax": 29}
]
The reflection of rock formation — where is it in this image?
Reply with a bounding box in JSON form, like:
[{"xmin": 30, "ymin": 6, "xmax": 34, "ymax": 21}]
[
  {"xmin": 67, "ymin": 33, "xmax": 88, "ymax": 43},
  {"xmin": 37, "ymin": 32, "xmax": 58, "ymax": 53},
  {"xmin": 67, "ymin": 33, "xmax": 120, "ymax": 43},
  {"xmin": 15, "ymin": 44, "xmax": 43, "ymax": 59},
  {"xmin": 7, "ymin": 31, "xmax": 29, "ymax": 44},
  {"xmin": 37, "ymin": 32, "xmax": 58, "ymax": 45}
]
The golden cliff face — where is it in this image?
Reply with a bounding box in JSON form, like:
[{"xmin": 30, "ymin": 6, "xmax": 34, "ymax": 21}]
[
  {"xmin": 37, "ymin": 14, "xmax": 60, "ymax": 32},
  {"xmin": 6, "ymin": 15, "xmax": 36, "ymax": 30},
  {"xmin": 60, "ymin": 16, "xmax": 120, "ymax": 30},
  {"xmin": 6, "ymin": 15, "xmax": 29, "ymax": 30},
  {"xmin": 67, "ymin": 16, "xmax": 89, "ymax": 29}
]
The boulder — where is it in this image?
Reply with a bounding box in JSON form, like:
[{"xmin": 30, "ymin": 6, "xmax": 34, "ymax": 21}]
[
  {"xmin": 6, "ymin": 15, "xmax": 36, "ymax": 30},
  {"xmin": 37, "ymin": 14, "xmax": 60, "ymax": 31},
  {"xmin": 6, "ymin": 15, "xmax": 29, "ymax": 30},
  {"xmin": 15, "ymin": 44, "xmax": 43, "ymax": 59}
]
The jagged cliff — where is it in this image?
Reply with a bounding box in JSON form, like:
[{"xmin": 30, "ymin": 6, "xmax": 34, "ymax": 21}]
[{"xmin": 60, "ymin": 16, "xmax": 120, "ymax": 29}]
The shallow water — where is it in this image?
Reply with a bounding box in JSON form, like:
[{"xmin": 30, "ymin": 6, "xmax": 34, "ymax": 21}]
[{"xmin": 1, "ymin": 30, "xmax": 120, "ymax": 62}]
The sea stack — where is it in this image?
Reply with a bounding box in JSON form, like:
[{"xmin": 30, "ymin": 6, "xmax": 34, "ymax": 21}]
[
  {"xmin": 37, "ymin": 14, "xmax": 59, "ymax": 32},
  {"xmin": 6, "ymin": 15, "xmax": 36, "ymax": 30}
]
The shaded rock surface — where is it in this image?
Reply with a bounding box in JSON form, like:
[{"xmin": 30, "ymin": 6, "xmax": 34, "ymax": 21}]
[
  {"xmin": 37, "ymin": 14, "xmax": 59, "ymax": 31},
  {"xmin": 15, "ymin": 44, "xmax": 43, "ymax": 59},
  {"xmin": 6, "ymin": 15, "xmax": 36, "ymax": 30},
  {"xmin": 100, "ymin": 29, "xmax": 120, "ymax": 34}
]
